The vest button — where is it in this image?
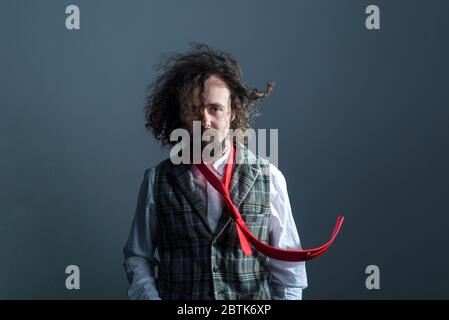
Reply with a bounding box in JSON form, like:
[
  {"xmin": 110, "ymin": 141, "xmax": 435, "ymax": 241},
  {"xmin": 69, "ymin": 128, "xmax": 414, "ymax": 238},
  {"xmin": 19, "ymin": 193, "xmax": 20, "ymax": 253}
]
[{"xmin": 213, "ymin": 266, "xmax": 220, "ymax": 272}]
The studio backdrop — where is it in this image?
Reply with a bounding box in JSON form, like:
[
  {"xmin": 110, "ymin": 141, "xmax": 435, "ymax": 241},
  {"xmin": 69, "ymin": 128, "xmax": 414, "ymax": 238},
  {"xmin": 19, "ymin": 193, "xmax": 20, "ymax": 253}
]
[{"xmin": 1, "ymin": 0, "xmax": 448, "ymax": 299}]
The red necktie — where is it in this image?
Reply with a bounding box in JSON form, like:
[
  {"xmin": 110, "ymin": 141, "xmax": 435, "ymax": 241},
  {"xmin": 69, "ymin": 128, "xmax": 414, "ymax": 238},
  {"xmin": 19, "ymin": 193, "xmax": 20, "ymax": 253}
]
[{"xmin": 195, "ymin": 144, "xmax": 344, "ymax": 261}]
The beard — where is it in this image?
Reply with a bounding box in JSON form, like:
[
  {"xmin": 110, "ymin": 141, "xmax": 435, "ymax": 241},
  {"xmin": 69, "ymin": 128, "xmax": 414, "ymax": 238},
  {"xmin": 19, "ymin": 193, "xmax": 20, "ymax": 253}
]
[
  {"xmin": 187, "ymin": 126, "xmax": 229, "ymax": 163},
  {"xmin": 201, "ymin": 137, "xmax": 228, "ymax": 158}
]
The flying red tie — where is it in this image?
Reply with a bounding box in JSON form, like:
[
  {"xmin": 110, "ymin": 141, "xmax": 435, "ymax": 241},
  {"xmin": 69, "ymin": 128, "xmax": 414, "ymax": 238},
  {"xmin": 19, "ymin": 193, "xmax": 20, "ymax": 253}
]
[{"xmin": 195, "ymin": 144, "xmax": 344, "ymax": 261}]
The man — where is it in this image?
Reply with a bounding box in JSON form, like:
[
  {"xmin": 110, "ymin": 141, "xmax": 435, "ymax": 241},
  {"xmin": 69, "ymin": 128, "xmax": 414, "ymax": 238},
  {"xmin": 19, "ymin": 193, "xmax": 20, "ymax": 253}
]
[{"xmin": 123, "ymin": 44, "xmax": 307, "ymax": 300}]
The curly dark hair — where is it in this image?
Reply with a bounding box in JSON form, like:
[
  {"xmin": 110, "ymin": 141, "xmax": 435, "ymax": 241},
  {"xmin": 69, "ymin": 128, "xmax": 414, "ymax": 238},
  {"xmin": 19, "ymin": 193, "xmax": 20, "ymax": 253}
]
[{"xmin": 144, "ymin": 43, "xmax": 274, "ymax": 146}]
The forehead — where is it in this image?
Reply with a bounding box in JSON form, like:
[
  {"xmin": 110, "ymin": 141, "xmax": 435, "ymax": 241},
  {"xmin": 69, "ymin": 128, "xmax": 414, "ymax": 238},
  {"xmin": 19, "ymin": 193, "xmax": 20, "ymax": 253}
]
[{"xmin": 203, "ymin": 75, "xmax": 231, "ymax": 105}]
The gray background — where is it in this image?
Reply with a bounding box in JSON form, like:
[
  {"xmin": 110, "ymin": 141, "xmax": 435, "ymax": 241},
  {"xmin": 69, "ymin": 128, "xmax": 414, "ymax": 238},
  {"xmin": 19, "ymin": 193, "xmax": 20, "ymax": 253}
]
[{"xmin": 1, "ymin": 0, "xmax": 448, "ymax": 299}]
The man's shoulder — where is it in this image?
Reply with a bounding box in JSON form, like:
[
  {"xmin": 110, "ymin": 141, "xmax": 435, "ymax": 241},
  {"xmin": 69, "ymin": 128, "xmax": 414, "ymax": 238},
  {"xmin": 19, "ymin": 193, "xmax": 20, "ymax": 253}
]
[
  {"xmin": 267, "ymin": 162, "xmax": 287, "ymax": 191},
  {"xmin": 146, "ymin": 158, "xmax": 195, "ymax": 180},
  {"xmin": 156, "ymin": 158, "xmax": 173, "ymax": 169},
  {"xmin": 256, "ymin": 157, "xmax": 287, "ymax": 186},
  {"xmin": 236, "ymin": 144, "xmax": 270, "ymax": 167},
  {"xmin": 144, "ymin": 158, "xmax": 173, "ymax": 178}
]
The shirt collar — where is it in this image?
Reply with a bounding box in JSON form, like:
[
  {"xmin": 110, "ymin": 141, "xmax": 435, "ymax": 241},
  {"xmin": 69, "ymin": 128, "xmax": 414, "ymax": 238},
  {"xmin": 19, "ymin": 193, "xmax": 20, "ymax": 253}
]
[{"xmin": 212, "ymin": 144, "xmax": 231, "ymax": 176}]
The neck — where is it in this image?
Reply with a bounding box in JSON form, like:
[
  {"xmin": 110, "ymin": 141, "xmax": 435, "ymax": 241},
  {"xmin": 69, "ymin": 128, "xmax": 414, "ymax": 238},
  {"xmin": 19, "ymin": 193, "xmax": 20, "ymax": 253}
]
[{"xmin": 208, "ymin": 137, "xmax": 231, "ymax": 165}]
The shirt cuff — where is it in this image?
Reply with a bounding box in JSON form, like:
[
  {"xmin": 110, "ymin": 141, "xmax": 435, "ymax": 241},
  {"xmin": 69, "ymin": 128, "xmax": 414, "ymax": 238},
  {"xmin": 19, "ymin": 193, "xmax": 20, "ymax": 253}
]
[{"xmin": 123, "ymin": 257, "xmax": 161, "ymax": 300}]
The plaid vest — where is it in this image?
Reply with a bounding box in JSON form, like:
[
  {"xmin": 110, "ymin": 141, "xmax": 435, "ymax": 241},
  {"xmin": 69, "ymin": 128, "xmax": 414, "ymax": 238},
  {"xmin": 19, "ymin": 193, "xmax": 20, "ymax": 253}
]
[{"xmin": 154, "ymin": 145, "xmax": 272, "ymax": 300}]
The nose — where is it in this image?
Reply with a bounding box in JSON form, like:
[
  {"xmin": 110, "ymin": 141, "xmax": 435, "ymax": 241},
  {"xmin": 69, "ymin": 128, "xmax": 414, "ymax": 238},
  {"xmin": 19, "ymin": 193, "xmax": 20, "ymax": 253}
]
[{"xmin": 200, "ymin": 109, "xmax": 212, "ymax": 128}]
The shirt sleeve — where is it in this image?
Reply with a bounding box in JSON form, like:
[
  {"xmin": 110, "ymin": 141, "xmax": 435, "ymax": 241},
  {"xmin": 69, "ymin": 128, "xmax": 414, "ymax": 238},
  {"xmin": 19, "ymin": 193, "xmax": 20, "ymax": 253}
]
[
  {"xmin": 267, "ymin": 164, "xmax": 308, "ymax": 300},
  {"xmin": 122, "ymin": 167, "xmax": 161, "ymax": 300}
]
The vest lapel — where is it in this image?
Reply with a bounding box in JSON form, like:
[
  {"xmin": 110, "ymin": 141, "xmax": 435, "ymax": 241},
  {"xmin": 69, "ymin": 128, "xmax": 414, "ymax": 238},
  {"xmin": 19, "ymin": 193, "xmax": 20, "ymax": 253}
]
[
  {"xmin": 229, "ymin": 144, "xmax": 261, "ymax": 208},
  {"xmin": 170, "ymin": 163, "xmax": 214, "ymax": 234},
  {"xmin": 229, "ymin": 162, "xmax": 260, "ymax": 208}
]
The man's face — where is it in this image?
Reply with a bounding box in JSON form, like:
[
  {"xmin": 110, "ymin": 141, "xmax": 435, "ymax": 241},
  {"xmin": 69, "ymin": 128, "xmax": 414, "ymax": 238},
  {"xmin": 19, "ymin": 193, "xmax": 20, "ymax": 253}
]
[{"xmin": 184, "ymin": 75, "xmax": 235, "ymax": 151}]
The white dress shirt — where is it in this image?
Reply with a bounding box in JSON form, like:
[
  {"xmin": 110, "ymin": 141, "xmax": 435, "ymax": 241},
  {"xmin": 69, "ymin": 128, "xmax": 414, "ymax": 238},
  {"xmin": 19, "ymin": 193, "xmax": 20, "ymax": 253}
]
[{"xmin": 123, "ymin": 147, "xmax": 307, "ymax": 300}]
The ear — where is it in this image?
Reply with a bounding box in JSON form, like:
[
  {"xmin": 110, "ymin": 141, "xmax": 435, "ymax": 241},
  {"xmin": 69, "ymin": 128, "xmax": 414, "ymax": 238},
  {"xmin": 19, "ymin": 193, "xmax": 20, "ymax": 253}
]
[{"xmin": 231, "ymin": 110, "xmax": 236, "ymax": 122}]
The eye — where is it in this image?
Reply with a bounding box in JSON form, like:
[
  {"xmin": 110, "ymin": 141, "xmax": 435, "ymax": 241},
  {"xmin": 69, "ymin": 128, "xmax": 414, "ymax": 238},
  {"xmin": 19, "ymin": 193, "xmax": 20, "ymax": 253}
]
[{"xmin": 209, "ymin": 105, "xmax": 221, "ymax": 113}]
